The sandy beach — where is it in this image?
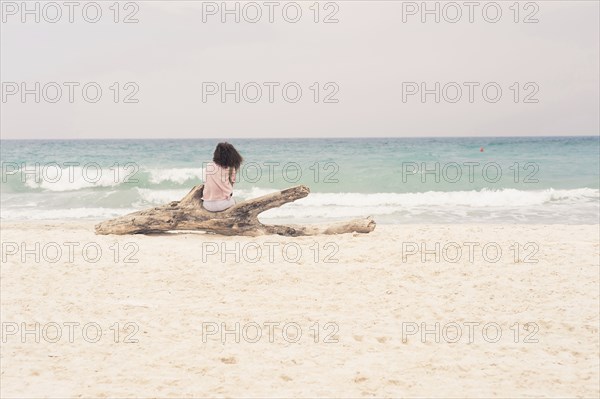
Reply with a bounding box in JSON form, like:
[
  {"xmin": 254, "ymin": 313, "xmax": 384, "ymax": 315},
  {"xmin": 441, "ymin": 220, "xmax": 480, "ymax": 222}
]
[
  {"xmin": 2, "ymin": 0, "xmax": 599, "ymax": 396},
  {"xmin": 1, "ymin": 221, "xmax": 598, "ymax": 398}
]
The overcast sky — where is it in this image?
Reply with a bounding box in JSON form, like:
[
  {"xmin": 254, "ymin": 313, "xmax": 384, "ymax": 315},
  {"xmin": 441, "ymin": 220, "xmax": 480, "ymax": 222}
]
[{"xmin": 1, "ymin": 1, "xmax": 598, "ymax": 139}]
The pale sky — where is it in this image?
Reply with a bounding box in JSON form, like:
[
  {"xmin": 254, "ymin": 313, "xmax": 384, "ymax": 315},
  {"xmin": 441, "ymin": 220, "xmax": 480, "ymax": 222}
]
[{"xmin": 1, "ymin": 0, "xmax": 599, "ymax": 139}]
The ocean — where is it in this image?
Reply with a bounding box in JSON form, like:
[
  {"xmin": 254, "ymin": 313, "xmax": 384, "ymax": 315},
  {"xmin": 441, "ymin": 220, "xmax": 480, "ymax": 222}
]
[{"xmin": 1, "ymin": 137, "xmax": 598, "ymax": 224}]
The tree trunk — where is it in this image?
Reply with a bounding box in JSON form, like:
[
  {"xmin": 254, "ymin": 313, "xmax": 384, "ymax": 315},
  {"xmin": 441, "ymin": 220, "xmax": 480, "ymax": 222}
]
[{"xmin": 94, "ymin": 185, "xmax": 376, "ymax": 236}]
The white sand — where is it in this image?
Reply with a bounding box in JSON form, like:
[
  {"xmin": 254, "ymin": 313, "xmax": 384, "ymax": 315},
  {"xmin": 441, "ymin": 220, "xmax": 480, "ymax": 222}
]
[{"xmin": 1, "ymin": 221, "xmax": 599, "ymax": 398}]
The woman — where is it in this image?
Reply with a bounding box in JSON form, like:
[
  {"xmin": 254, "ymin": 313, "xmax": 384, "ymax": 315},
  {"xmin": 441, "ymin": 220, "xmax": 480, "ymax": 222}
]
[{"xmin": 202, "ymin": 142, "xmax": 243, "ymax": 212}]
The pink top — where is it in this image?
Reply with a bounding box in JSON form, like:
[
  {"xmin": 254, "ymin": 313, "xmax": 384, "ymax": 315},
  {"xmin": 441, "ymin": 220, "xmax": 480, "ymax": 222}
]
[{"xmin": 202, "ymin": 162, "xmax": 236, "ymax": 201}]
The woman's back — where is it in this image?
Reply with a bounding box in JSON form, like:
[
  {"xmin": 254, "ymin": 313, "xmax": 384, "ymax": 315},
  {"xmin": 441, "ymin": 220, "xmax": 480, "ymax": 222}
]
[
  {"xmin": 202, "ymin": 161, "xmax": 236, "ymax": 201},
  {"xmin": 201, "ymin": 142, "xmax": 243, "ymax": 212}
]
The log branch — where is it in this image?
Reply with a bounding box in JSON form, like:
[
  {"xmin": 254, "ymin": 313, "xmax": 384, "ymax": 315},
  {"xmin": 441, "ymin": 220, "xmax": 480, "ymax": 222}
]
[{"xmin": 94, "ymin": 185, "xmax": 375, "ymax": 236}]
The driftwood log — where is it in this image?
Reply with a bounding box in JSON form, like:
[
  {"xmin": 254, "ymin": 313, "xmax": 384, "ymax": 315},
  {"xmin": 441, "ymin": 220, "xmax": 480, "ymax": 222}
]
[{"xmin": 95, "ymin": 185, "xmax": 375, "ymax": 236}]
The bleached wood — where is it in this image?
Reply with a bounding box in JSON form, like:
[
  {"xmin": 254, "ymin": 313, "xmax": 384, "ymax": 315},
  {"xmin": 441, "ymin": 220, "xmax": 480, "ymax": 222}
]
[{"xmin": 94, "ymin": 185, "xmax": 376, "ymax": 236}]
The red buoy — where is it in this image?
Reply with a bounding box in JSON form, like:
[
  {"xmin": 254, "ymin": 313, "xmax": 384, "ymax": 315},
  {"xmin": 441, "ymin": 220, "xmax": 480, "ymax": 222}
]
[{"xmin": 480, "ymin": 147, "xmax": 484, "ymax": 152}]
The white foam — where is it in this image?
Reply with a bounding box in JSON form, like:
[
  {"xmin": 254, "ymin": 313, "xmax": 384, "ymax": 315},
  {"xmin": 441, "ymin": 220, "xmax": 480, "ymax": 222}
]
[
  {"xmin": 5, "ymin": 166, "xmax": 206, "ymax": 192},
  {"xmin": 147, "ymin": 168, "xmax": 204, "ymax": 184},
  {"xmin": 256, "ymin": 188, "xmax": 600, "ymax": 220},
  {"xmin": 134, "ymin": 188, "xmax": 190, "ymax": 205},
  {"xmin": 1, "ymin": 188, "xmax": 597, "ymax": 223},
  {"xmin": 19, "ymin": 165, "xmax": 133, "ymax": 192},
  {"xmin": 260, "ymin": 188, "xmax": 599, "ymax": 208},
  {"xmin": 0, "ymin": 207, "xmax": 139, "ymax": 220}
]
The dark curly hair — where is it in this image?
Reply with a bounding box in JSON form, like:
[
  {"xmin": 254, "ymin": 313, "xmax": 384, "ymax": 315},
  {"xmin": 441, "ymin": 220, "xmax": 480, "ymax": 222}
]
[{"xmin": 213, "ymin": 142, "xmax": 243, "ymax": 171}]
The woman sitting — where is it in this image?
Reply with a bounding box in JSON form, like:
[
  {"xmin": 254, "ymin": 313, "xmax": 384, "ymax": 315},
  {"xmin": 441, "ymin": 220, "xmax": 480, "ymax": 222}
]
[{"xmin": 202, "ymin": 142, "xmax": 243, "ymax": 212}]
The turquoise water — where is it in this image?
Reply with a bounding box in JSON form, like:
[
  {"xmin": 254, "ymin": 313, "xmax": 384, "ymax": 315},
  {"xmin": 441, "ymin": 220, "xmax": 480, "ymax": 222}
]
[{"xmin": 1, "ymin": 137, "xmax": 598, "ymax": 223}]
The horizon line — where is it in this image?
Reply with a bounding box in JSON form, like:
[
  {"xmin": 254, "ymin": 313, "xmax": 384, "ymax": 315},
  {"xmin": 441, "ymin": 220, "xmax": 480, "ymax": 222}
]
[{"xmin": 2, "ymin": 134, "xmax": 599, "ymax": 141}]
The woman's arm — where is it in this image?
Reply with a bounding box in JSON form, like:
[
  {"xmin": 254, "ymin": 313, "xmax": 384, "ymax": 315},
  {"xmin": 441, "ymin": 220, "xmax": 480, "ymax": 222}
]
[{"xmin": 229, "ymin": 168, "xmax": 236, "ymax": 185}]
